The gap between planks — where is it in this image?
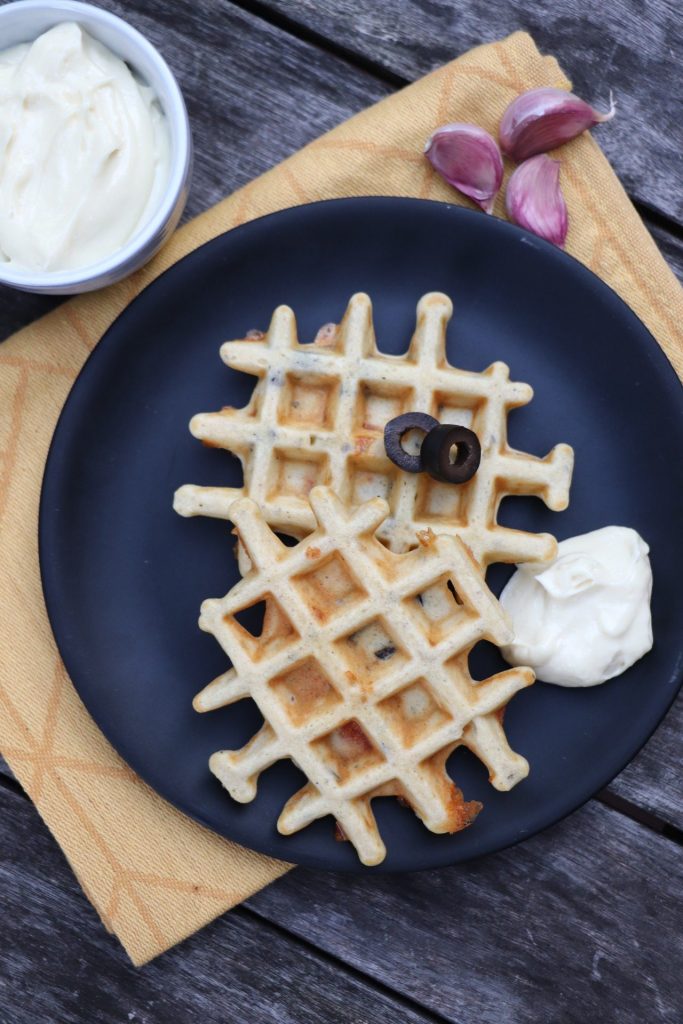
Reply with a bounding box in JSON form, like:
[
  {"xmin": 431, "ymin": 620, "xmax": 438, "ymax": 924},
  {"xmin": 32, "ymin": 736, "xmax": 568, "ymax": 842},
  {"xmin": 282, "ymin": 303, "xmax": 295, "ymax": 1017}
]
[
  {"xmin": 597, "ymin": 788, "xmax": 683, "ymax": 848},
  {"xmin": 227, "ymin": 0, "xmax": 410, "ymax": 87},
  {"xmin": 235, "ymin": 903, "xmax": 454, "ymax": 1024}
]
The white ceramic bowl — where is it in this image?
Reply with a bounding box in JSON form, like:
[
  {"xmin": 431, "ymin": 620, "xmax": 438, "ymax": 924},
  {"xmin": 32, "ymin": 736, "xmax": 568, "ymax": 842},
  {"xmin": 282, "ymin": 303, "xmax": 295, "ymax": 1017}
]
[{"xmin": 0, "ymin": 0, "xmax": 192, "ymax": 294}]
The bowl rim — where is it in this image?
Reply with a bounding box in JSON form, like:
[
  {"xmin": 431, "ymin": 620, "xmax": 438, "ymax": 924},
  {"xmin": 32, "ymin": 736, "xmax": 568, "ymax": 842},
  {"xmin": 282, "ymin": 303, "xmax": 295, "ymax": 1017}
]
[{"xmin": 0, "ymin": 0, "xmax": 192, "ymax": 290}]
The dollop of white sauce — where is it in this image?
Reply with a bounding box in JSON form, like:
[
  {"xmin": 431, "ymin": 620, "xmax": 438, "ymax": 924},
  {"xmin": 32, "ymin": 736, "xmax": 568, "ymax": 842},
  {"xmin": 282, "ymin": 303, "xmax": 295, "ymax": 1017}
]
[
  {"xmin": 0, "ymin": 22, "xmax": 170, "ymax": 272},
  {"xmin": 500, "ymin": 526, "xmax": 653, "ymax": 687}
]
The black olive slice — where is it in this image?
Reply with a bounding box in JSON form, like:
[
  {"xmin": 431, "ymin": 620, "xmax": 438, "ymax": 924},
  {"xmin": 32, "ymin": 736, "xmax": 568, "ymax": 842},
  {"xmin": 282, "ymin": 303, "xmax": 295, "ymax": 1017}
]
[
  {"xmin": 384, "ymin": 412, "xmax": 439, "ymax": 472},
  {"xmin": 420, "ymin": 424, "xmax": 481, "ymax": 484}
]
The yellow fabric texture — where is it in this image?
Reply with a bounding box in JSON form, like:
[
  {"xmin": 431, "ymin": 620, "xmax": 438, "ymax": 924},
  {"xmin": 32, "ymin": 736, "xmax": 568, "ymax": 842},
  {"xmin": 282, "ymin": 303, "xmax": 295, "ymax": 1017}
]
[{"xmin": 1, "ymin": 32, "xmax": 681, "ymax": 966}]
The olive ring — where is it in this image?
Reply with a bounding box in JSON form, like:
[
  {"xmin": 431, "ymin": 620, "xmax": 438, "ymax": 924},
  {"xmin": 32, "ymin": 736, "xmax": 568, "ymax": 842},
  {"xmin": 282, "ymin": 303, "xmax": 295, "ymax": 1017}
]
[
  {"xmin": 384, "ymin": 412, "xmax": 439, "ymax": 473},
  {"xmin": 420, "ymin": 424, "xmax": 482, "ymax": 484}
]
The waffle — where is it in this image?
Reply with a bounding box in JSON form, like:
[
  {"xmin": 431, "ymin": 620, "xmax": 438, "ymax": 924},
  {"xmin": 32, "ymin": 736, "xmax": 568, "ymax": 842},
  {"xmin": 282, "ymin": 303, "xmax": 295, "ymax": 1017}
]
[
  {"xmin": 174, "ymin": 292, "xmax": 574, "ymax": 568},
  {"xmin": 195, "ymin": 486, "xmax": 534, "ymax": 866}
]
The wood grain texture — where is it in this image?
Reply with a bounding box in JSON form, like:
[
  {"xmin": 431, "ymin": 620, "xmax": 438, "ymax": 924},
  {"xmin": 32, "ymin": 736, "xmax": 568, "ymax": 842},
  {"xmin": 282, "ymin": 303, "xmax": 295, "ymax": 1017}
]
[
  {"xmin": 607, "ymin": 692, "xmax": 683, "ymax": 826},
  {"xmin": 0, "ymin": 783, "xmax": 433, "ymax": 1024},
  {"xmin": 256, "ymin": 0, "xmax": 683, "ymax": 225},
  {"xmin": 248, "ymin": 799, "xmax": 683, "ymax": 1024}
]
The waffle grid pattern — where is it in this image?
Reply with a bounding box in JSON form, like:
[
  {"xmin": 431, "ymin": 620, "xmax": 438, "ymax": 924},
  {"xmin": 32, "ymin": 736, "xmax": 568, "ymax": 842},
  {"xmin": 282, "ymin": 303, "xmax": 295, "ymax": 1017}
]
[
  {"xmin": 196, "ymin": 487, "xmax": 534, "ymax": 865},
  {"xmin": 175, "ymin": 292, "xmax": 574, "ymax": 567}
]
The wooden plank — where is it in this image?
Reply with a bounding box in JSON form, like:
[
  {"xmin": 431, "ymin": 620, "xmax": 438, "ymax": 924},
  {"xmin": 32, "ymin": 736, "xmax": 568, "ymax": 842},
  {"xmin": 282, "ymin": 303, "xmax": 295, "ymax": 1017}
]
[
  {"xmin": 248, "ymin": 799, "xmax": 683, "ymax": 1024},
  {"xmin": 255, "ymin": 0, "xmax": 683, "ymax": 226},
  {"xmin": 606, "ymin": 691, "xmax": 683, "ymax": 827},
  {"xmin": 0, "ymin": 782, "xmax": 434, "ymax": 1024}
]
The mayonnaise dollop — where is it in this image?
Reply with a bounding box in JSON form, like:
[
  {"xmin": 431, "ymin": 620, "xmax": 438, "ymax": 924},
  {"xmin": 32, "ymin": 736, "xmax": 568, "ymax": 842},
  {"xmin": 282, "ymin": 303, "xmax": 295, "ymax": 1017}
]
[
  {"xmin": 500, "ymin": 526, "xmax": 653, "ymax": 687},
  {"xmin": 0, "ymin": 22, "xmax": 170, "ymax": 272}
]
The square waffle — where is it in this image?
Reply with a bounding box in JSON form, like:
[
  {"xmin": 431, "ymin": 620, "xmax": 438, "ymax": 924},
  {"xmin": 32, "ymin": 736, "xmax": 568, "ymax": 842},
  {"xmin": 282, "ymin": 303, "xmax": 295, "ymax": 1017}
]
[
  {"xmin": 175, "ymin": 292, "xmax": 574, "ymax": 568},
  {"xmin": 195, "ymin": 486, "xmax": 534, "ymax": 866}
]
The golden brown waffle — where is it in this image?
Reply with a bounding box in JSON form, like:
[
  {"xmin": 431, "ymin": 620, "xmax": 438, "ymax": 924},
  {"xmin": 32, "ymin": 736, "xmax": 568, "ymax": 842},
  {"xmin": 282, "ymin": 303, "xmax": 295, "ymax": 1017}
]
[
  {"xmin": 195, "ymin": 486, "xmax": 534, "ymax": 866},
  {"xmin": 174, "ymin": 292, "xmax": 574, "ymax": 567}
]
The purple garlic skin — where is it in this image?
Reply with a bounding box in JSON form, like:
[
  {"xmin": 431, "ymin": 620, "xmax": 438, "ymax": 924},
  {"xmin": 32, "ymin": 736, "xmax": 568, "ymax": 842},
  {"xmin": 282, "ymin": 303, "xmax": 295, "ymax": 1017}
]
[
  {"xmin": 425, "ymin": 123, "xmax": 504, "ymax": 213},
  {"xmin": 506, "ymin": 155, "xmax": 568, "ymax": 248},
  {"xmin": 499, "ymin": 87, "xmax": 616, "ymax": 162}
]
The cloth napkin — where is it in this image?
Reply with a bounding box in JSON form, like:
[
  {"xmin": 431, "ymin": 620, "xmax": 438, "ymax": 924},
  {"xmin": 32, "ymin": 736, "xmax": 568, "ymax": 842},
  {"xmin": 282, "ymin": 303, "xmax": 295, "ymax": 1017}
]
[{"xmin": 1, "ymin": 31, "xmax": 681, "ymax": 967}]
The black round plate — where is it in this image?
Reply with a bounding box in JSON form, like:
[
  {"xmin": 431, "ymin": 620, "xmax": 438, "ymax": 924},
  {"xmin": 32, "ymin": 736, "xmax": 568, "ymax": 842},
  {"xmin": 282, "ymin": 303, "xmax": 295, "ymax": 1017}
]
[{"xmin": 40, "ymin": 198, "xmax": 683, "ymax": 871}]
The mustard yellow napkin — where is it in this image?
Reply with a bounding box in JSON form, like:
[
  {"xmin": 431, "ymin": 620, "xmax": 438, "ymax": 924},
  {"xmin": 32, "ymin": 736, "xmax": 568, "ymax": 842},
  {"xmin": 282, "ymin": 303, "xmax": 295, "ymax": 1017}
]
[{"xmin": 1, "ymin": 32, "xmax": 681, "ymax": 967}]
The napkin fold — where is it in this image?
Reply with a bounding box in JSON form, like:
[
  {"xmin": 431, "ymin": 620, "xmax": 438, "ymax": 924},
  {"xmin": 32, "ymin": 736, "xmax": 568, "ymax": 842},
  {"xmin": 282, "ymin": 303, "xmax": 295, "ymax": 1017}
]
[{"xmin": 1, "ymin": 31, "xmax": 681, "ymax": 966}]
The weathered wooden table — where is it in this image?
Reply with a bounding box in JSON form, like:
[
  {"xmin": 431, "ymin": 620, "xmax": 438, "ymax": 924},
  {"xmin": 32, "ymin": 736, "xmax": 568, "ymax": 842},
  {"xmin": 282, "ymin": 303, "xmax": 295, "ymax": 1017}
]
[{"xmin": 1, "ymin": 2, "xmax": 682, "ymax": 1020}]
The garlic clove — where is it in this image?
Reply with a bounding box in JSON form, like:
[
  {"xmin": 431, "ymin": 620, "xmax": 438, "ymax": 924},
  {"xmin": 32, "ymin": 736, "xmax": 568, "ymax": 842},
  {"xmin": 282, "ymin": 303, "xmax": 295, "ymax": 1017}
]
[
  {"xmin": 425, "ymin": 123, "xmax": 504, "ymax": 213},
  {"xmin": 499, "ymin": 87, "xmax": 616, "ymax": 162},
  {"xmin": 505, "ymin": 155, "xmax": 568, "ymax": 248}
]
